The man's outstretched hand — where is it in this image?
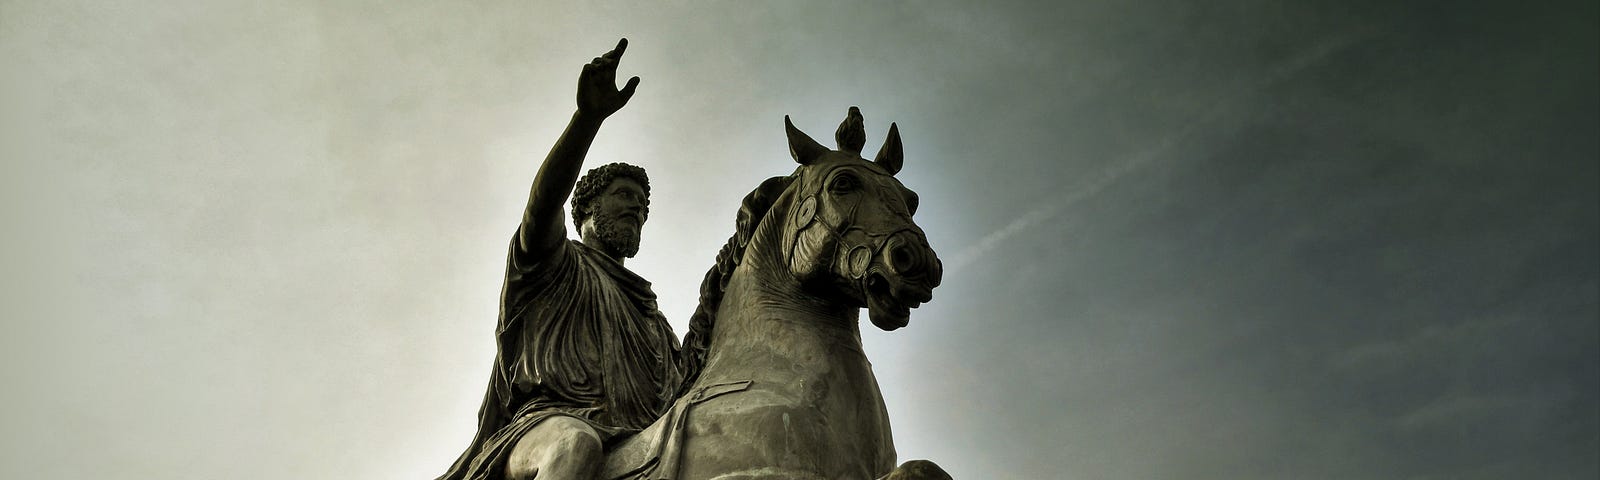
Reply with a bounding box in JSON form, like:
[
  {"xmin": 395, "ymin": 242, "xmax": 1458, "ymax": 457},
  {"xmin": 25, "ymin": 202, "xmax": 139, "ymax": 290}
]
[{"xmin": 577, "ymin": 38, "xmax": 640, "ymax": 118}]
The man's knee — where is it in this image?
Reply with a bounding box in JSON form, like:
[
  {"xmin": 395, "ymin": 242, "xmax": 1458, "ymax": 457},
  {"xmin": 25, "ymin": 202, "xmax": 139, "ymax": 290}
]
[
  {"xmin": 547, "ymin": 419, "xmax": 603, "ymax": 462},
  {"xmin": 505, "ymin": 416, "xmax": 603, "ymax": 480}
]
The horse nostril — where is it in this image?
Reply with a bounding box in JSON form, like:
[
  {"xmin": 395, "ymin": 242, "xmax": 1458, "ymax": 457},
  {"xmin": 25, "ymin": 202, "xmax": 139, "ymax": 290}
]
[
  {"xmin": 891, "ymin": 246, "xmax": 915, "ymax": 273},
  {"xmin": 883, "ymin": 233, "xmax": 932, "ymax": 278}
]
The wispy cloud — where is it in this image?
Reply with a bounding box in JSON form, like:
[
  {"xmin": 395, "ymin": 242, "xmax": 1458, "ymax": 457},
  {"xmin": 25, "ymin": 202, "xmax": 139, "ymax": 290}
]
[{"xmin": 945, "ymin": 26, "xmax": 1382, "ymax": 272}]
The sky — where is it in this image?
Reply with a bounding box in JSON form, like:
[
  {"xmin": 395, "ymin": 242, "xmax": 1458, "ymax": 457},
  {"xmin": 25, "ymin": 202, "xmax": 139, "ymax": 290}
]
[{"xmin": 1, "ymin": 1, "xmax": 1595, "ymax": 479}]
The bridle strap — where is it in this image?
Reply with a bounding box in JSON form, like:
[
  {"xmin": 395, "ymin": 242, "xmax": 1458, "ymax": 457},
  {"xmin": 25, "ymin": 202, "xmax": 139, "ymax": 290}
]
[{"xmin": 785, "ymin": 165, "xmax": 916, "ymax": 280}]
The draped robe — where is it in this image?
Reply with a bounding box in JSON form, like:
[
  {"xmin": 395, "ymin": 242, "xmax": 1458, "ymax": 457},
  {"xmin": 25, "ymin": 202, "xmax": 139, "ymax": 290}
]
[{"xmin": 439, "ymin": 237, "xmax": 683, "ymax": 480}]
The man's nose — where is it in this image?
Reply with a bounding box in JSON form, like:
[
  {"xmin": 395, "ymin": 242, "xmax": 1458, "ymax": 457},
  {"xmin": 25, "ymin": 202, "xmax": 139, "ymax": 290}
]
[{"xmin": 616, "ymin": 200, "xmax": 643, "ymax": 218}]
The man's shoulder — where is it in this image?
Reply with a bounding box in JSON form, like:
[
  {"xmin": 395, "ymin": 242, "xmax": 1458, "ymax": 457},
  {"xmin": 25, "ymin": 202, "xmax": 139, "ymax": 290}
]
[{"xmin": 509, "ymin": 237, "xmax": 581, "ymax": 274}]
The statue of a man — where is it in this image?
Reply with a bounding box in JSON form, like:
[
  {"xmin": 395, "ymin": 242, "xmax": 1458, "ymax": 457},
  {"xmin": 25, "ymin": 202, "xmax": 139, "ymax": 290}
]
[{"xmin": 439, "ymin": 38, "xmax": 684, "ymax": 480}]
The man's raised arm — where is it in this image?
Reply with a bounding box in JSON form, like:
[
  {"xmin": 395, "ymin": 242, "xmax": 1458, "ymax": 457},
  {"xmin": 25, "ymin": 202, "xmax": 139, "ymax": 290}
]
[{"xmin": 519, "ymin": 38, "xmax": 641, "ymax": 254}]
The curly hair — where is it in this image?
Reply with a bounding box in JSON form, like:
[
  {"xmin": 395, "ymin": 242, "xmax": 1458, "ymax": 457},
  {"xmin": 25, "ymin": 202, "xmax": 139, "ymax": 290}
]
[{"xmin": 571, "ymin": 162, "xmax": 651, "ymax": 230}]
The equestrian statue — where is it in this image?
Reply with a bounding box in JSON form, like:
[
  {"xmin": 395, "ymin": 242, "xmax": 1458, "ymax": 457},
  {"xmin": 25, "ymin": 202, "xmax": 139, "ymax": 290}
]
[{"xmin": 440, "ymin": 39, "xmax": 949, "ymax": 480}]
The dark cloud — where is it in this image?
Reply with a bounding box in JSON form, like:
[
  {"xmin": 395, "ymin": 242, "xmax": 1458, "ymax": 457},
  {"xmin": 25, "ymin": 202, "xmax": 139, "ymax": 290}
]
[{"xmin": 906, "ymin": 0, "xmax": 1596, "ymax": 478}]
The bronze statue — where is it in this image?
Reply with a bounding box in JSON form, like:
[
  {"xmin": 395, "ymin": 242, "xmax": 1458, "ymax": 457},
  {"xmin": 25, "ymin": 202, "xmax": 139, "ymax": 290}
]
[
  {"xmin": 598, "ymin": 106, "xmax": 947, "ymax": 479},
  {"xmin": 441, "ymin": 38, "xmax": 951, "ymax": 479},
  {"xmin": 438, "ymin": 39, "xmax": 685, "ymax": 480}
]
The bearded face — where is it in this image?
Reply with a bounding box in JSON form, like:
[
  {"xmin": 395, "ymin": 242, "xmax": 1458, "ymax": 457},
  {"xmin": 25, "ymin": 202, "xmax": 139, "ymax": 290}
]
[
  {"xmin": 579, "ymin": 177, "xmax": 648, "ymax": 260},
  {"xmin": 588, "ymin": 208, "xmax": 642, "ymax": 258}
]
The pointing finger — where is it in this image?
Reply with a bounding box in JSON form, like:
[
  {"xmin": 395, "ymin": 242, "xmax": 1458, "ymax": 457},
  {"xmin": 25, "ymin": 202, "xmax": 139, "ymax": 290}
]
[{"xmin": 602, "ymin": 38, "xmax": 628, "ymax": 61}]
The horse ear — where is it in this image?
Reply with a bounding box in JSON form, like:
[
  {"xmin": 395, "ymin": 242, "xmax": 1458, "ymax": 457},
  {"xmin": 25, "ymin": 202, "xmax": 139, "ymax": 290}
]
[
  {"xmin": 874, "ymin": 122, "xmax": 903, "ymax": 175},
  {"xmin": 785, "ymin": 115, "xmax": 828, "ymax": 165}
]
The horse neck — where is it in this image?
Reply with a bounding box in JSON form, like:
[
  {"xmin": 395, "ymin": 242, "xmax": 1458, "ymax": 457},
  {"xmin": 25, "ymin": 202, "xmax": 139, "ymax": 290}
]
[{"xmin": 695, "ymin": 235, "xmax": 873, "ymax": 387}]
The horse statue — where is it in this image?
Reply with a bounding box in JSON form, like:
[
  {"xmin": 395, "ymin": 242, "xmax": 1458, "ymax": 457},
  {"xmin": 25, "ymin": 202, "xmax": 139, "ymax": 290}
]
[{"xmin": 600, "ymin": 107, "xmax": 948, "ymax": 480}]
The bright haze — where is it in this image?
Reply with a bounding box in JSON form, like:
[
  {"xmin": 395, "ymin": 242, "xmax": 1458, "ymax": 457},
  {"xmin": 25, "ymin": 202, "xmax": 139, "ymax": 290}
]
[{"xmin": 1, "ymin": 1, "xmax": 1595, "ymax": 479}]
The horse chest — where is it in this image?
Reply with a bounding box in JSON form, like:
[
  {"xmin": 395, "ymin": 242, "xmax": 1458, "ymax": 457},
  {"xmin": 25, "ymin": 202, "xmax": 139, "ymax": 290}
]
[{"xmin": 677, "ymin": 377, "xmax": 895, "ymax": 478}]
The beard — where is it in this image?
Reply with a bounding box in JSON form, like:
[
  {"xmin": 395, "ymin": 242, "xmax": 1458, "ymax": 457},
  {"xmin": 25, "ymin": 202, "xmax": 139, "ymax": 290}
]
[{"xmin": 590, "ymin": 211, "xmax": 642, "ymax": 258}]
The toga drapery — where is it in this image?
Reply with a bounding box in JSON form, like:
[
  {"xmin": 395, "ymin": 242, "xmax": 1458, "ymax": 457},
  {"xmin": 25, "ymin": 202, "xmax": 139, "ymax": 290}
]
[{"xmin": 439, "ymin": 235, "xmax": 684, "ymax": 480}]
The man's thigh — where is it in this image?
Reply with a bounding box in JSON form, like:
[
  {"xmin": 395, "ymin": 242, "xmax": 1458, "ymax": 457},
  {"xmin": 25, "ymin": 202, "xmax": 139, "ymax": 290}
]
[{"xmin": 505, "ymin": 415, "xmax": 603, "ymax": 479}]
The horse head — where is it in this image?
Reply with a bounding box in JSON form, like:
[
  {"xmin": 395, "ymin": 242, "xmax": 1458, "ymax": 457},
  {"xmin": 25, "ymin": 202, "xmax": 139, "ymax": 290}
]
[{"xmin": 767, "ymin": 107, "xmax": 943, "ymax": 331}]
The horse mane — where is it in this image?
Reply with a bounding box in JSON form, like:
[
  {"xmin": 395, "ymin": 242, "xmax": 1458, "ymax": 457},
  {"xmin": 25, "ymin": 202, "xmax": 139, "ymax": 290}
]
[{"xmin": 678, "ymin": 174, "xmax": 795, "ymax": 393}]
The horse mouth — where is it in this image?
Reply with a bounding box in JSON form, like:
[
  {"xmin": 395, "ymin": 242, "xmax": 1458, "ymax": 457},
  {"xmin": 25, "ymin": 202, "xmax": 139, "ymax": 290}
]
[{"xmin": 864, "ymin": 272, "xmax": 916, "ymax": 330}]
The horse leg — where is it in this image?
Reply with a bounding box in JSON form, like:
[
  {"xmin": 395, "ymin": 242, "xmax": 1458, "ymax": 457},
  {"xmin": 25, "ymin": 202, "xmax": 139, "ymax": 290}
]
[
  {"xmin": 877, "ymin": 460, "xmax": 953, "ymax": 480},
  {"xmin": 504, "ymin": 416, "xmax": 603, "ymax": 480}
]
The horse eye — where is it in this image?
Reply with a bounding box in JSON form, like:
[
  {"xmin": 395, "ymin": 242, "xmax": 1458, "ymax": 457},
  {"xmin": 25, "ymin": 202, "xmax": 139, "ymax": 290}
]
[
  {"xmin": 829, "ymin": 174, "xmax": 860, "ymax": 194},
  {"xmin": 905, "ymin": 191, "xmax": 920, "ymax": 215}
]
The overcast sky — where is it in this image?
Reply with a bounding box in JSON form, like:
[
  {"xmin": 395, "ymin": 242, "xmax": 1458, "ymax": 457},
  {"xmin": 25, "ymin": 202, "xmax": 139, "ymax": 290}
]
[{"xmin": 2, "ymin": 1, "xmax": 1595, "ymax": 479}]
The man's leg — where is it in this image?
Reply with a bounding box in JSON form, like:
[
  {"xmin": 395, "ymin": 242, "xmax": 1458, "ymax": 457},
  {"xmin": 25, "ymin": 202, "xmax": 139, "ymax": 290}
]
[{"xmin": 504, "ymin": 416, "xmax": 603, "ymax": 480}]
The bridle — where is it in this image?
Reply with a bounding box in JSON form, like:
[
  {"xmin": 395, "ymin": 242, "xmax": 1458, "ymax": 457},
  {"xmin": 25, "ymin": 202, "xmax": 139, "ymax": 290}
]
[{"xmin": 784, "ymin": 163, "xmax": 919, "ymax": 282}]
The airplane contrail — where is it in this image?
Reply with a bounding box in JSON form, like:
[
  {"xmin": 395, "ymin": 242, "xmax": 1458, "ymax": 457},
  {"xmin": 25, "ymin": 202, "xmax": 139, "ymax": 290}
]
[{"xmin": 945, "ymin": 26, "xmax": 1383, "ymax": 272}]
